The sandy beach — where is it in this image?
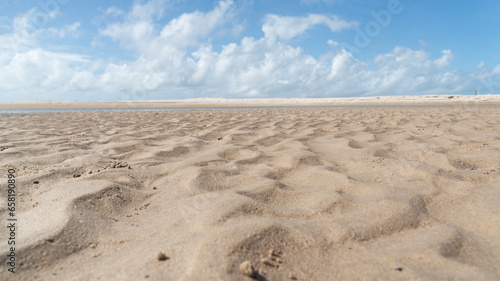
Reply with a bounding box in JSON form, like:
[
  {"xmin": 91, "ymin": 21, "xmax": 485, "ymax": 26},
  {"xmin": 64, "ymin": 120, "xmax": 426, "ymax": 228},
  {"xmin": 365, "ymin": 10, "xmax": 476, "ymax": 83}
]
[
  {"xmin": 1, "ymin": 95, "xmax": 500, "ymax": 110},
  {"xmin": 1, "ymin": 101, "xmax": 500, "ymax": 280}
]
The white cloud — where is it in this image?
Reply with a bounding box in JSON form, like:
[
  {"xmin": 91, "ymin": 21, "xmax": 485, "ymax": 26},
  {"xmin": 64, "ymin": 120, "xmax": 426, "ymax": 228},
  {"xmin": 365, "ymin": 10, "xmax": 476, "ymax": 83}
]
[
  {"xmin": 106, "ymin": 7, "xmax": 124, "ymax": 17},
  {"xmin": 47, "ymin": 22, "xmax": 81, "ymax": 38},
  {"xmin": 157, "ymin": 0, "xmax": 236, "ymax": 50},
  {"xmin": 0, "ymin": 9, "xmax": 90, "ymax": 99},
  {"xmin": 327, "ymin": 39, "xmax": 340, "ymax": 47},
  {"xmin": 1, "ymin": 9, "xmax": 43, "ymax": 50},
  {"xmin": 262, "ymin": 14, "xmax": 357, "ymax": 41},
  {"xmin": 366, "ymin": 47, "xmax": 462, "ymax": 95},
  {"xmin": 494, "ymin": 64, "xmax": 500, "ymax": 74},
  {"xmin": 0, "ymin": 8, "xmax": 80, "ymax": 51},
  {"xmin": 81, "ymin": 38, "xmax": 488, "ymax": 98},
  {"xmin": 0, "ymin": 49, "xmax": 89, "ymax": 93},
  {"xmin": 93, "ymin": 6, "xmax": 125, "ymax": 27},
  {"xmin": 374, "ymin": 47, "xmax": 453, "ymax": 72},
  {"xmin": 99, "ymin": 0, "xmax": 236, "ymax": 55}
]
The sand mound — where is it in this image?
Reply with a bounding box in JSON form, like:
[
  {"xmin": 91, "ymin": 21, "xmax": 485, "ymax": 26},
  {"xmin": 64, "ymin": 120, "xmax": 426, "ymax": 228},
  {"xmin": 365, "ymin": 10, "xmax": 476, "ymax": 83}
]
[{"xmin": 1, "ymin": 106, "xmax": 499, "ymax": 280}]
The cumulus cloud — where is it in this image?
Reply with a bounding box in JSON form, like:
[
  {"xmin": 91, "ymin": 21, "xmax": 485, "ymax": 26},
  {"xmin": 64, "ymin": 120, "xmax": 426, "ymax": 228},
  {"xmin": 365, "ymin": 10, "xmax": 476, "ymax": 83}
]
[
  {"xmin": 0, "ymin": 8, "xmax": 81, "ymax": 51},
  {"xmin": 99, "ymin": 0, "xmax": 236, "ymax": 55},
  {"xmin": 262, "ymin": 14, "xmax": 357, "ymax": 41},
  {"xmin": 0, "ymin": 0, "xmax": 498, "ymax": 101},
  {"xmin": 0, "ymin": 8, "xmax": 91, "ymax": 99},
  {"xmin": 0, "ymin": 9, "xmax": 42, "ymax": 50},
  {"xmin": 0, "ymin": 49, "xmax": 89, "ymax": 93},
  {"xmin": 157, "ymin": 0, "xmax": 236, "ymax": 50}
]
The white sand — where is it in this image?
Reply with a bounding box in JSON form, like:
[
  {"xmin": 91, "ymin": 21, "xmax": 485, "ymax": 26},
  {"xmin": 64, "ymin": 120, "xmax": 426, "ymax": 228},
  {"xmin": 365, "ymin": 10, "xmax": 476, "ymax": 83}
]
[{"xmin": 0, "ymin": 103, "xmax": 499, "ymax": 280}]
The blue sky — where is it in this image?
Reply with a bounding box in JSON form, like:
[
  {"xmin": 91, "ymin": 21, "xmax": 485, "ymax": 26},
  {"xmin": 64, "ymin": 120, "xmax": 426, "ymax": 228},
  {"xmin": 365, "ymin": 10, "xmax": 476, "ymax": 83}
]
[{"xmin": 0, "ymin": 0, "xmax": 499, "ymax": 101}]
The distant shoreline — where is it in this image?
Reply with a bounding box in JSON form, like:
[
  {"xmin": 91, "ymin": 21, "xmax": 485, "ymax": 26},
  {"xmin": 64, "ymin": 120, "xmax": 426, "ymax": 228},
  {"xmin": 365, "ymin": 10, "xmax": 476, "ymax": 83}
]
[{"xmin": 1, "ymin": 95, "xmax": 499, "ymax": 109}]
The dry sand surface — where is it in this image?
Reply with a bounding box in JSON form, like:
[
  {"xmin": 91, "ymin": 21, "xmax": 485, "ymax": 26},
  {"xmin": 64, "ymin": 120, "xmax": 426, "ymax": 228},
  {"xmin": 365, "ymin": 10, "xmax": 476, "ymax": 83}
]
[{"xmin": 0, "ymin": 105, "xmax": 500, "ymax": 280}]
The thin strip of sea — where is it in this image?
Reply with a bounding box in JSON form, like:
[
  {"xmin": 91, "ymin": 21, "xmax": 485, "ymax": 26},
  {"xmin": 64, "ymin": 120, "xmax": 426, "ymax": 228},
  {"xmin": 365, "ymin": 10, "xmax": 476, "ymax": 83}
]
[{"xmin": 1, "ymin": 104, "xmax": 497, "ymax": 114}]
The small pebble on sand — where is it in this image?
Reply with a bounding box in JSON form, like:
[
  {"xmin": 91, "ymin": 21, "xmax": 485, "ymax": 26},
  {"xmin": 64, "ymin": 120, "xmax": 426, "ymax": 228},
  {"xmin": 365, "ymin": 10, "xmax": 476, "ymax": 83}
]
[
  {"xmin": 239, "ymin": 261, "xmax": 256, "ymax": 278},
  {"xmin": 155, "ymin": 251, "xmax": 168, "ymax": 261}
]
